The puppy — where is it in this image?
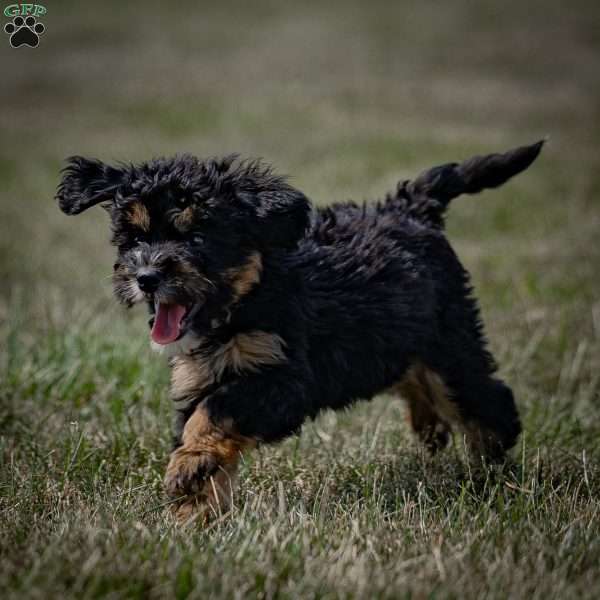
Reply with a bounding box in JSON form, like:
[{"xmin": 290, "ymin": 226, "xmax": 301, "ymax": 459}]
[{"xmin": 56, "ymin": 141, "xmax": 543, "ymax": 521}]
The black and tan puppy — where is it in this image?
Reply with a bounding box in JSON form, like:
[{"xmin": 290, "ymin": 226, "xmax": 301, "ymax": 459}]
[{"xmin": 56, "ymin": 141, "xmax": 543, "ymax": 521}]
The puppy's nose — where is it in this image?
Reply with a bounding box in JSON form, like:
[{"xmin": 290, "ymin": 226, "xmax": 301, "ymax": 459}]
[{"xmin": 136, "ymin": 269, "xmax": 162, "ymax": 293}]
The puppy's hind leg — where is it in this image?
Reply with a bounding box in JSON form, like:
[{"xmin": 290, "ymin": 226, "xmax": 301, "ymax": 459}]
[
  {"xmin": 396, "ymin": 363, "xmax": 520, "ymax": 462},
  {"xmin": 396, "ymin": 364, "xmax": 454, "ymax": 454},
  {"xmin": 427, "ymin": 328, "xmax": 521, "ymax": 462},
  {"xmin": 453, "ymin": 376, "xmax": 521, "ymax": 463}
]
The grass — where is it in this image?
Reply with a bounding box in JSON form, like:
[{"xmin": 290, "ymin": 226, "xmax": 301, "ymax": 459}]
[{"xmin": 1, "ymin": 0, "xmax": 600, "ymax": 597}]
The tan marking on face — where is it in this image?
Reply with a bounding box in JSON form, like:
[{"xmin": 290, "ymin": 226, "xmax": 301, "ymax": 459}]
[
  {"xmin": 169, "ymin": 259, "xmax": 212, "ymax": 301},
  {"xmin": 227, "ymin": 252, "xmax": 263, "ymax": 301},
  {"xmin": 174, "ymin": 259, "xmax": 202, "ymax": 277},
  {"xmin": 128, "ymin": 201, "xmax": 150, "ymax": 232},
  {"xmin": 173, "ymin": 206, "xmax": 195, "ymax": 231}
]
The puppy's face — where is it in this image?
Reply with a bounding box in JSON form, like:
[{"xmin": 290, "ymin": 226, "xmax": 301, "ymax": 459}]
[{"xmin": 57, "ymin": 154, "xmax": 309, "ymax": 351}]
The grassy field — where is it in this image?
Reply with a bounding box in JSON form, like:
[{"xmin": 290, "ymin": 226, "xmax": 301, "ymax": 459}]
[{"xmin": 1, "ymin": 0, "xmax": 600, "ymax": 597}]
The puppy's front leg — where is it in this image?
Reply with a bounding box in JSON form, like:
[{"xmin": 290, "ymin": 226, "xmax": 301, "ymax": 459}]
[
  {"xmin": 164, "ymin": 402, "xmax": 255, "ymax": 523},
  {"xmin": 166, "ymin": 366, "xmax": 311, "ymax": 523}
]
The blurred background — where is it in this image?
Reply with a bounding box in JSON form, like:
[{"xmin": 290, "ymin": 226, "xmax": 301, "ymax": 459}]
[
  {"xmin": 1, "ymin": 0, "xmax": 598, "ymax": 307},
  {"xmin": 1, "ymin": 0, "xmax": 599, "ymax": 597}
]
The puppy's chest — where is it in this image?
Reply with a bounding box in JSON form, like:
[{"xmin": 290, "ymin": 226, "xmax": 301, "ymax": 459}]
[{"xmin": 169, "ymin": 330, "xmax": 287, "ymax": 409}]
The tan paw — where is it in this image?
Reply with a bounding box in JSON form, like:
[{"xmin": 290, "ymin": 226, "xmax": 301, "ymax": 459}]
[
  {"xmin": 168, "ymin": 466, "xmax": 239, "ymax": 525},
  {"xmin": 169, "ymin": 497, "xmax": 211, "ymax": 525},
  {"xmin": 164, "ymin": 448, "xmax": 218, "ymax": 498}
]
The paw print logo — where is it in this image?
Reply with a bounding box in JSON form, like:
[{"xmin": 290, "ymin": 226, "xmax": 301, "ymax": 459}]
[{"xmin": 4, "ymin": 15, "xmax": 45, "ymax": 48}]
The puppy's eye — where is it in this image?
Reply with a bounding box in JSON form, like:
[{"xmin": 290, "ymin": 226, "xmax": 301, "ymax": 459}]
[
  {"xmin": 132, "ymin": 234, "xmax": 146, "ymax": 246},
  {"xmin": 192, "ymin": 234, "xmax": 204, "ymax": 246},
  {"xmin": 177, "ymin": 196, "xmax": 189, "ymax": 208}
]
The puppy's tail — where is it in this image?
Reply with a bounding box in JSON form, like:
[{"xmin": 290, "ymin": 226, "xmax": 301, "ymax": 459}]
[{"xmin": 386, "ymin": 140, "xmax": 545, "ymax": 228}]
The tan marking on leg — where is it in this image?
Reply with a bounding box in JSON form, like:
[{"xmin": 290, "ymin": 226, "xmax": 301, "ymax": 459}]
[
  {"xmin": 127, "ymin": 201, "xmax": 150, "ymax": 232},
  {"xmin": 420, "ymin": 367, "xmax": 461, "ymax": 425},
  {"xmin": 396, "ymin": 364, "xmax": 508, "ymax": 461},
  {"xmin": 170, "ymin": 353, "xmax": 214, "ymax": 401},
  {"xmin": 171, "ymin": 462, "xmax": 240, "ymax": 524},
  {"xmin": 165, "ymin": 404, "xmax": 256, "ymax": 523},
  {"xmin": 170, "ymin": 331, "xmax": 286, "ymax": 406},
  {"xmin": 395, "ymin": 363, "xmax": 457, "ymax": 453},
  {"xmin": 211, "ymin": 331, "xmax": 287, "ymax": 379},
  {"xmin": 412, "ymin": 368, "xmax": 507, "ymax": 460}
]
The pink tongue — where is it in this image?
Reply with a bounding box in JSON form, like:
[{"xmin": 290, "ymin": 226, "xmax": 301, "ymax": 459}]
[{"xmin": 151, "ymin": 303, "xmax": 187, "ymax": 345}]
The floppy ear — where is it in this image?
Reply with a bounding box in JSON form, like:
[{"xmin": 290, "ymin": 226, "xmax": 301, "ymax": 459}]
[
  {"xmin": 236, "ymin": 178, "xmax": 310, "ymax": 248},
  {"xmin": 251, "ymin": 184, "xmax": 311, "ymax": 249},
  {"xmin": 56, "ymin": 156, "xmax": 126, "ymax": 215}
]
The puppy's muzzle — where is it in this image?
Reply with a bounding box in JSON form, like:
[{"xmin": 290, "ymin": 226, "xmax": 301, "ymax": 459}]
[{"xmin": 136, "ymin": 268, "xmax": 162, "ymax": 294}]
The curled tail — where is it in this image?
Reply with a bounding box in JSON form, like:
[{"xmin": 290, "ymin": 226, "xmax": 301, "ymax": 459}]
[{"xmin": 386, "ymin": 140, "xmax": 545, "ymax": 228}]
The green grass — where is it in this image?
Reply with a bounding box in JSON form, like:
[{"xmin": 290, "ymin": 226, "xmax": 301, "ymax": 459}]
[{"xmin": 1, "ymin": 0, "xmax": 600, "ymax": 597}]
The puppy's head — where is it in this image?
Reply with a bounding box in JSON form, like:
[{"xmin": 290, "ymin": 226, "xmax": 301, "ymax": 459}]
[{"xmin": 56, "ymin": 154, "xmax": 309, "ymax": 351}]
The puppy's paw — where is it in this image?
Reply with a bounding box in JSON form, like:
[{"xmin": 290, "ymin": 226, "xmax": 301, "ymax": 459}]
[
  {"xmin": 169, "ymin": 496, "xmax": 211, "ymax": 525},
  {"xmin": 164, "ymin": 448, "xmax": 218, "ymax": 498},
  {"xmin": 167, "ymin": 463, "xmax": 239, "ymax": 525}
]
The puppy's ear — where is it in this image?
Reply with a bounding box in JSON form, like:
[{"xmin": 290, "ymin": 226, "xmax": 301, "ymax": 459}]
[
  {"xmin": 252, "ymin": 184, "xmax": 311, "ymax": 249},
  {"xmin": 236, "ymin": 177, "xmax": 310, "ymax": 248},
  {"xmin": 56, "ymin": 156, "xmax": 125, "ymax": 215}
]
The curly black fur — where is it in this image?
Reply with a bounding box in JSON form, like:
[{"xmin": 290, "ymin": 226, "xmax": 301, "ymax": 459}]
[{"xmin": 57, "ymin": 141, "xmax": 543, "ymax": 490}]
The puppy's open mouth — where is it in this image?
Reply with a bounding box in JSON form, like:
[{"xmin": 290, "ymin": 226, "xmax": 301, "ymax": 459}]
[{"xmin": 150, "ymin": 301, "xmax": 190, "ymax": 345}]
